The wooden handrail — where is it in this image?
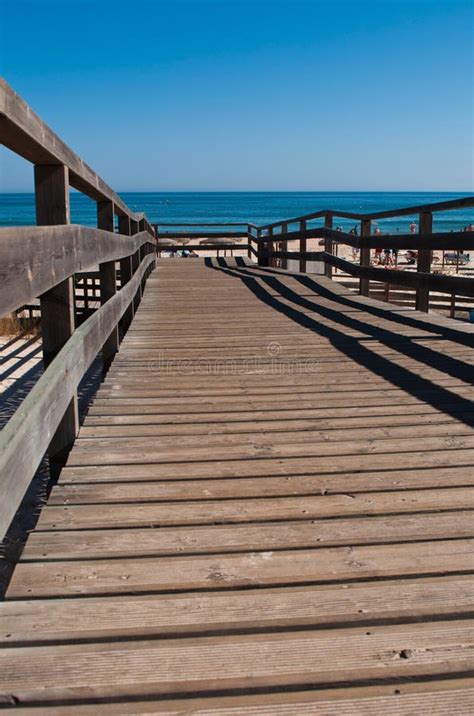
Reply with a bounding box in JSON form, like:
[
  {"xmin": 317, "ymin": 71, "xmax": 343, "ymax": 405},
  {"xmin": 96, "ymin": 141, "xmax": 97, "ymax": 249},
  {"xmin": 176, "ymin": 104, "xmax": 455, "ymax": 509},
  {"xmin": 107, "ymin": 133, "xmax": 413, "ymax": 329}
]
[
  {"xmin": 258, "ymin": 196, "xmax": 474, "ymax": 231},
  {"xmin": 0, "ymin": 226, "xmax": 155, "ymax": 316},
  {"xmin": 252, "ymin": 226, "xmax": 474, "ymax": 251},
  {"xmin": 0, "ymin": 253, "xmax": 155, "ymax": 541}
]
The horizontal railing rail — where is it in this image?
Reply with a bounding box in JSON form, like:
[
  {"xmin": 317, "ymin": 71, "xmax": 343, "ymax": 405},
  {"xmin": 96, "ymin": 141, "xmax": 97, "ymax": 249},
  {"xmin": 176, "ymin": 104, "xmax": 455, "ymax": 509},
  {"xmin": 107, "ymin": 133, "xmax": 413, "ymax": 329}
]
[
  {"xmin": 258, "ymin": 196, "xmax": 474, "ymax": 231},
  {"xmin": 0, "ymin": 226, "xmax": 155, "ymax": 317}
]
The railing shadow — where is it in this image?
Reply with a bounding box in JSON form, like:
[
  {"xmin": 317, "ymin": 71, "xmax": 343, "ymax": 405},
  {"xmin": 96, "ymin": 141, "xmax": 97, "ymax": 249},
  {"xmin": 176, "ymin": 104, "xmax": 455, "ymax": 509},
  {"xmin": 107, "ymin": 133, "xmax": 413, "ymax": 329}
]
[{"xmin": 204, "ymin": 259, "xmax": 474, "ymax": 428}]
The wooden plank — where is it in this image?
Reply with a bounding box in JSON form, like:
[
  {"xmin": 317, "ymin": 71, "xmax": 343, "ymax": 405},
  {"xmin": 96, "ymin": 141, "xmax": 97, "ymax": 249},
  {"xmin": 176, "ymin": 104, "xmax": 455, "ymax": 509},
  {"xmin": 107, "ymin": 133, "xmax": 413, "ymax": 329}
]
[
  {"xmin": 20, "ymin": 511, "xmax": 474, "ymax": 561},
  {"xmin": 34, "ymin": 487, "xmax": 474, "ymax": 530},
  {"xmin": 0, "ymin": 621, "xmax": 472, "ymax": 704},
  {"xmin": 71, "ymin": 422, "xmax": 473, "ymax": 453},
  {"xmin": 58, "ymin": 447, "xmax": 474, "ymax": 481},
  {"xmin": 63, "ymin": 434, "xmax": 474, "ymax": 467},
  {"xmin": 4, "ymin": 680, "xmax": 473, "ymax": 715},
  {"xmin": 10, "ymin": 538, "xmax": 474, "ymax": 597},
  {"xmin": 1, "ymin": 577, "xmax": 471, "ymax": 645},
  {"xmin": 50, "ymin": 466, "xmax": 474, "ymax": 503}
]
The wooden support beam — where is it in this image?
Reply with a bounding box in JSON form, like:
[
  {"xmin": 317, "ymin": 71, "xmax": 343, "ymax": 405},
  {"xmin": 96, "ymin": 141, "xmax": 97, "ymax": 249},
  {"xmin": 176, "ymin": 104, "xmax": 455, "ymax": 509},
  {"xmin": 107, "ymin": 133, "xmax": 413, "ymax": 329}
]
[
  {"xmin": 324, "ymin": 213, "xmax": 333, "ymax": 278},
  {"xmin": 268, "ymin": 227, "xmax": 275, "ymax": 268},
  {"xmin": 299, "ymin": 220, "xmax": 307, "ymax": 273},
  {"xmin": 97, "ymin": 200, "xmax": 119, "ymax": 367},
  {"xmin": 360, "ymin": 219, "xmax": 372, "ymax": 296},
  {"xmin": 35, "ymin": 164, "xmax": 78, "ymax": 471},
  {"xmin": 247, "ymin": 225, "xmax": 252, "ymax": 260},
  {"xmin": 257, "ymin": 229, "xmax": 267, "ymax": 267},
  {"xmin": 118, "ymin": 215, "xmax": 134, "ymax": 333},
  {"xmin": 132, "ymin": 249, "xmax": 142, "ymax": 311},
  {"xmin": 416, "ymin": 211, "xmax": 433, "ymax": 312},
  {"xmin": 280, "ymin": 223, "xmax": 288, "ymax": 270}
]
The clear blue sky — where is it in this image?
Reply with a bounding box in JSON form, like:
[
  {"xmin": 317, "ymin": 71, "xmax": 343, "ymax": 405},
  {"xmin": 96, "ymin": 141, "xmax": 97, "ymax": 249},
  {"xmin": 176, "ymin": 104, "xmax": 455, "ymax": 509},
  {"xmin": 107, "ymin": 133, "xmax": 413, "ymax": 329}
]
[{"xmin": 1, "ymin": 0, "xmax": 473, "ymax": 192}]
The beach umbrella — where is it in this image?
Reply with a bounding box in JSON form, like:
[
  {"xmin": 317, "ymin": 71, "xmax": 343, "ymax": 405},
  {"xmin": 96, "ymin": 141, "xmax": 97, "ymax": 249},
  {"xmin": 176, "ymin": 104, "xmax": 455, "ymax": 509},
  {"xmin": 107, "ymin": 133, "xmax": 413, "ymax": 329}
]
[
  {"xmin": 200, "ymin": 236, "xmax": 238, "ymax": 257},
  {"xmin": 157, "ymin": 238, "xmax": 179, "ymax": 247},
  {"xmin": 199, "ymin": 237, "xmax": 239, "ymax": 245}
]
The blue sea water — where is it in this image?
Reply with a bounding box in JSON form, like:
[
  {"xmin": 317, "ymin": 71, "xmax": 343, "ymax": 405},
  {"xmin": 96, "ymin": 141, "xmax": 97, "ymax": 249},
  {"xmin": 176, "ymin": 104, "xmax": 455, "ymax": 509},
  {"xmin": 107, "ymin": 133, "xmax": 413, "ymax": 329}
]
[{"xmin": 0, "ymin": 191, "xmax": 473, "ymax": 233}]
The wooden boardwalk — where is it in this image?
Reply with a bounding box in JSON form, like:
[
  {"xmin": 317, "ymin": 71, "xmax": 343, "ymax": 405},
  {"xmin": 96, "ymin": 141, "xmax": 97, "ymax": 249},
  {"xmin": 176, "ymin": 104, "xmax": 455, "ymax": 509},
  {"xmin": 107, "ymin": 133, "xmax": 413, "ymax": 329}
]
[{"xmin": 1, "ymin": 258, "xmax": 474, "ymax": 712}]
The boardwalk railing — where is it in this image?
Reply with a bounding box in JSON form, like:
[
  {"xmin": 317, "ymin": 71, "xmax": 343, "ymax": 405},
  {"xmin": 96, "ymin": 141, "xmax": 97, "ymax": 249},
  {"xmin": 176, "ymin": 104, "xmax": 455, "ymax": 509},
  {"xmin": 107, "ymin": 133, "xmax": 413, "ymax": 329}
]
[
  {"xmin": 155, "ymin": 223, "xmax": 256, "ymax": 257},
  {"xmin": 251, "ymin": 199, "xmax": 474, "ymax": 312},
  {"xmin": 156, "ymin": 201, "xmax": 474, "ymax": 313},
  {"xmin": 0, "ymin": 80, "xmax": 156, "ymax": 540}
]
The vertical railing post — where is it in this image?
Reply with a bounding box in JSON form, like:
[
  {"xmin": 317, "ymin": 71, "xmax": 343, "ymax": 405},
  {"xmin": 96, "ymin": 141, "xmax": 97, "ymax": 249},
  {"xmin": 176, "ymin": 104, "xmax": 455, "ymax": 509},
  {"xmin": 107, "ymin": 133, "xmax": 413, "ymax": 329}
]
[
  {"xmin": 281, "ymin": 222, "xmax": 288, "ymax": 270},
  {"xmin": 299, "ymin": 220, "xmax": 307, "ymax": 273},
  {"xmin": 324, "ymin": 213, "xmax": 333, "ymax": 278},
  {"xmin": 360, "ymin": 219, "xmax": 371, "ymax": 296},
  {"xmin": 129, "ymin": 219, "xmax": 142, "ymax": 309},
  {"xmin": 35, "ymin": 164, "xmax": 78, "ymax": 472},
  {"xmin": 97, "ymin": 200, "xmax": 119, "ymax": 369},
  {"xmin": 247, "ymin": 224, "xmax": 252, "ymax": 260},
  {"xmin": 268, "ymin": 227, "xmax": 274, "ymax": 267},
  {"xmin": 257, "ymin": 228, "xmax": 267, "ymax": 267},
  {"xmin": 416, "ymin": 211, "xmax": 433, "ymax": 312}
]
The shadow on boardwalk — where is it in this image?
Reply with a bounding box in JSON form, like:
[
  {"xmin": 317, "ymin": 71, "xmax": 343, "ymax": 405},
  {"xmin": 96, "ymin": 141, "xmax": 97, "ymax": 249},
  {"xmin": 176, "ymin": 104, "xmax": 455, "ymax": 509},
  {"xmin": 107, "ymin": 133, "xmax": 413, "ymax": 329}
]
[
  {"xmin": 0, "ymin": 335, "xmax": 103, "ymax": 597},
  {"xmin": 206, "ymin": 258, "xmax": 474, "ymax": 428}
]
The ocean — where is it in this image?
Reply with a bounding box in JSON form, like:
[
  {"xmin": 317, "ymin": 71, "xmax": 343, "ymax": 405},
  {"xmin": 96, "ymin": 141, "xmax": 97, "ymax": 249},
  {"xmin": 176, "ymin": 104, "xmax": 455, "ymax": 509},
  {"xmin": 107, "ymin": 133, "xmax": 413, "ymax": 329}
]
[{"xmin": 0, "ymin": 191, "xmax": 473, "ymax": 233}]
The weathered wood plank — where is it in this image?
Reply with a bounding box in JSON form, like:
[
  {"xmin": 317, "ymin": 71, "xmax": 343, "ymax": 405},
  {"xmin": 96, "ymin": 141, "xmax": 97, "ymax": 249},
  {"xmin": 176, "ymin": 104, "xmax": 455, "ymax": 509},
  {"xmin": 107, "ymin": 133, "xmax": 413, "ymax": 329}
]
[
  {"xmin": 1, "ymin": 577, "xmax": 471, "ymax": 645},
  {"xmin": 9, "ymin": 538, "xmax": 474, "ymax": 596},
  {"xmin": 50, "ymin": 465, "xmax": 474, "ymax": 503},
  {"xmin": 20, "ymin": 511, "xmax": 474, "ymax": 561},
  {"xmin": 34, "ymin": 488, "xmax": 474, "ymax": 530},
  {"xmin": 3, "ymin": 681, "xmax": 473, "ymax": 715},
  {"xmin": 0, "ymin": 621, "xmax": 472, "ymax": 704},
  {"xmin": 0, "ymin": 226, "xmax": 153, "ymax": 317}
]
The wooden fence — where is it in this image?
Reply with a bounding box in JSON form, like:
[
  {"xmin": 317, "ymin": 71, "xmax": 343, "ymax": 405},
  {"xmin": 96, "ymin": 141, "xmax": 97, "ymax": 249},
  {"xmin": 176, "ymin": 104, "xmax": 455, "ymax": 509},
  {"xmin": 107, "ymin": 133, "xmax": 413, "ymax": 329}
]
[
  {"xmin": 0, "ymin": 79, "xmax": 156, "ymax": 540},
  {"xmin": 155, "ymin": 202, "xmax": 474, "ymax": 312}
]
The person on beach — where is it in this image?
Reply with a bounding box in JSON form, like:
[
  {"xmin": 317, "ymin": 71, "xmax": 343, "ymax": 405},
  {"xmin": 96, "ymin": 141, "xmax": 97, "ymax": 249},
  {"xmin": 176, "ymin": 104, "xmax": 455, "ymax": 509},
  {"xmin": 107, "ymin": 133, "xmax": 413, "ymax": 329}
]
[
  {"xmin": 410, "ymin": 221, "xmax": 417, "ymax": 234},
  {"xmin": 373, "ymin": 227, "xmax": 383, "ymax": 265},
  {"xmin": 349, "ymin": 225, "xmax": 359, "ymax": 261}
]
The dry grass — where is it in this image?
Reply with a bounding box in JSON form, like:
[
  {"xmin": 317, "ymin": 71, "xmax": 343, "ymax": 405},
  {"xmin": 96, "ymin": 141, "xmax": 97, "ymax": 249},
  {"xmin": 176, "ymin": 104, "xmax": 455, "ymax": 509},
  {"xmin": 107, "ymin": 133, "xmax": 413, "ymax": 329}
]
[{"xmin": 0, "ymin": 312, "xmax": 41, "ymax": 337}]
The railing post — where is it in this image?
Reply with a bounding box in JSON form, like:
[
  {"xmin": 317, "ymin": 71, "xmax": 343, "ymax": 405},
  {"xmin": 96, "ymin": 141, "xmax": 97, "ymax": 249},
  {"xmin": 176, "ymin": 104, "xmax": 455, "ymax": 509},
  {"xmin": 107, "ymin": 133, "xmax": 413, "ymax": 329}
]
[
  {"xmin": 324, "ymin": 213, "xmax": 333, "ymax": 278},
  {"xmin": 35, "ymin": 164, "xmax": 78, "ymax": 471},
  {"xmin": 129, "ymin": 219, "xmax": 142, "ymax": 308},
  {"xmin": 360, "ymin": 219, "xmax": 371, "ymax": 296},
  {"xmin": 97, "ymin": 200, "xmax": 119, "ymax": 368},
  {"xmin": 268, "ymin": 227, "xmax": 274, "ymax": 267},
  {"xmin": 416, "ymin": 211, "xmax": 433, "ymax": 312},
  {"xmin": 118, "ymin": 214, "xmax": 134, "ymax": 333},
  {"xmin": 257, "ymin": 228, "xmax": 267, "ymax": 267},
  {"xmin": 281, "ymin": 222, "xmax": 288, "ymax": 270},
  {"xmin": 299, "ymin": 220, "xmax": 307, "ymax": 273},
  {"xmin": 247, "ymin": 224, "xmax": 252, "ymax": 260},
  {"xmin": 132, "ymin": 248, "xmax": 141, "ymax": 311}
]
